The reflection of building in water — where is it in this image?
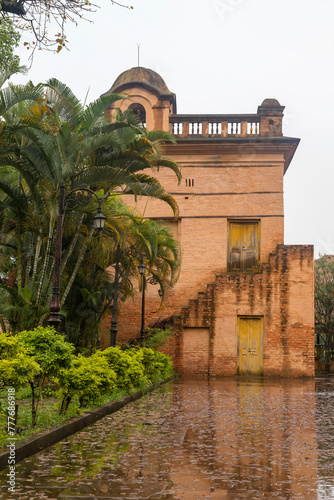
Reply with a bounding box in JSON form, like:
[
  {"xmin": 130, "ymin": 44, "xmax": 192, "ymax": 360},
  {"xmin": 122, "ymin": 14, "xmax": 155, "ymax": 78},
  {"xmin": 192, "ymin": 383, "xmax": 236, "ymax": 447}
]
[
  {"xmin": 1, "ymin": 380, "xmax": 323, "ymax": 498},
  {"xmin": 168, "ymin": 379, "xmax": 318, "ymax": 499},
  {"xmin": 315, "ymin": 378, "xmax": 334, "ymax": 499},
  {"xmin": 101, "ymin": 67, "xmax": 314, "ymax": 377}
]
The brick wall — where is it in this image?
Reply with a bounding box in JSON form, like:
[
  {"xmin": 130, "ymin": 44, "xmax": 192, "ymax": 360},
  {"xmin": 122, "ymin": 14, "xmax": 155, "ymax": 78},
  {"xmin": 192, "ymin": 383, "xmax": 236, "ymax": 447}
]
[
  {"xmin": 173, "ymin": 245, "xmax": 314, "ymax": 377},
  {"xmin": 101, "ymin": 159, "xmax": 287, "ymax": 345}
]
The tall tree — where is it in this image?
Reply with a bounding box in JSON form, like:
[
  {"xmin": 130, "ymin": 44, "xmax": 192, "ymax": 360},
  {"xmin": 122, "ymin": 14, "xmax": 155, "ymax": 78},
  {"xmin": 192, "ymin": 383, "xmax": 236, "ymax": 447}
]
[
  {"xmin": 314, "ymin": 255, "xmax": 334, "ymax": 372},
  {"xmin": 0, "ymin": 78, "xmax": 181, "ymax": 338}
]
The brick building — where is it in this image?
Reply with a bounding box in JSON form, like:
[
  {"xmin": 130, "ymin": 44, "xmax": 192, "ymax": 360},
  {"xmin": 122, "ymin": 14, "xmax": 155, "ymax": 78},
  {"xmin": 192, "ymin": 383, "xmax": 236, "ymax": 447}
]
[{"xmin": 101, "ymin": 67, "xmax": 314, "ymax": 377}]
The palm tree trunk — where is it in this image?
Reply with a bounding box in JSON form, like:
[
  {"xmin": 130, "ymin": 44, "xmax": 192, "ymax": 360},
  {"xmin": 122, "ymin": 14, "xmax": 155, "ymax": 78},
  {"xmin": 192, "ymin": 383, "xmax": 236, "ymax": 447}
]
[
  {"xmin": 16, "ymin": 225, "xmax": 22, "ymax": 290},
  {"xmin": 31, "ymin": 230, "xmax": 42, "ymax": 284},
  {"xmin": 60, "ymin": 213, "xmax": 85, "ymax": 273},
  {"xmin": 16, "ymin": 169, "xmax": 24, "ymax": 290},
  {"xmin": 36, "ymin": 216, "xmax": 55, "ymax": 306},
  {"xmin": 44, "ymin": 212, "xmax": 66, "ymax": 302},
  {"xmin": 45, "ymin": 259, "xmax": 55, "ymax": 301},
  {"xmin": 60, "ymin": 225, "xmax": 95, "ymax": 307},
  {"xmin": 25, "ymin": 233, "xmax": 34, "ymax": 287}
]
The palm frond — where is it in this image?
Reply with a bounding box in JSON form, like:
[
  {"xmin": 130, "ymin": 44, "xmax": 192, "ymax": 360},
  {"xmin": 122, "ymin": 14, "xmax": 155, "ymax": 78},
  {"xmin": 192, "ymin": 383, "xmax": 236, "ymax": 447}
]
[
  {"xmin": 0, "ymin": 82, "xmax": 43, "ymax": 117},
  {"xmin": 80, "ymin": 93, "xmax": 126, "ymax": 131},
  {"xmin": 45, "ymin": 78, "xmax": 83, "ymax": 127}
]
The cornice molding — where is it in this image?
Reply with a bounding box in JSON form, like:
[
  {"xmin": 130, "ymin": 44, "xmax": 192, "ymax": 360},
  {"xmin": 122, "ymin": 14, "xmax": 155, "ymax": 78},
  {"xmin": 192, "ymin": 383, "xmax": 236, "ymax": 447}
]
[{"xmin": 165, "ymin": 137, "xmax": 300, "ymax": 173}]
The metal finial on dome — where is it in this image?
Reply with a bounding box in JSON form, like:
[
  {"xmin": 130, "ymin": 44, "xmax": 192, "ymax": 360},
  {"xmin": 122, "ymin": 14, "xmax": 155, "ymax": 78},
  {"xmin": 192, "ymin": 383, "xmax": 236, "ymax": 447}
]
[{"xmin": 137, "ymin": 43, "xmax": 141, "ymax": 67}]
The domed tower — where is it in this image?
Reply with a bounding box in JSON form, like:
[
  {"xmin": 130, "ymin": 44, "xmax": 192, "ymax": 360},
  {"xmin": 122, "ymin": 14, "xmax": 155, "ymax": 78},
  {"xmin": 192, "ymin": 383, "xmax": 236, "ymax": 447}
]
[{"xmin": 102, "ymin": 66, "xmax": 176, "ymax": 131}]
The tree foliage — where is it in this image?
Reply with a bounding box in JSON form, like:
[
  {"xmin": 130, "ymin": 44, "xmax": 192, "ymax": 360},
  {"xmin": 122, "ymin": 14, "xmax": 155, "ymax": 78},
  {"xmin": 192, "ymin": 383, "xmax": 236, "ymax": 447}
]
[
  {"xmin": 314, "ymin": 255, "xmax": 334, "ymax": 371},
  {"xmin": 134, "ymin": 347, "xmax": 173, "ymax": 381},
  {"xmin": 0, "ymin": 330, "xmax": 174, "ymax": 424},
  {"xmin": 0, "ymin": 15, "xmax": 21, "ymax": 74},
  {"xmin": 0, "ymin": 331, "xmax": 40, "ymax": 389},
  {"xmin": 0, "ymin": 77, "xmax": 182, "ymax": 347},
  {"xmin": 18, "ymin": 326, "xmax": 74, "ymax": 424},
  {"xmin": 0, "ymin": 0, "xmax": 133, "ymax": 56},
  {"xmin": 19, "ymin": 326, "xmax": 74, "ymax": 377},
  {"xmin": 0, "ymin": 326, "xmax": 73, "ymax": 425},
  {"xmin": 100, "ymin": 346, "xmax": 145, "ymax": 390}
]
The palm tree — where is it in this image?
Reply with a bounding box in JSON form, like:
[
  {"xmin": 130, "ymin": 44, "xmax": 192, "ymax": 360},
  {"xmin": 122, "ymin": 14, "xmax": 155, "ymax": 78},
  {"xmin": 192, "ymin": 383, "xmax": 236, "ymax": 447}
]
[
  {"xmin": 61, "ymin": 202, "xmax": 182, "ymax": 350},
  {"xmin": 0, "ymin": 78, "xmax": 182, "ymax": 336}
]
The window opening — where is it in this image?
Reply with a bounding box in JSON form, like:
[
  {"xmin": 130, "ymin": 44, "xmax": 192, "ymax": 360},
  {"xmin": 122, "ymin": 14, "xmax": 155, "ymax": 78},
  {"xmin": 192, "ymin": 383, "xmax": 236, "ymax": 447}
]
[{"xmin": 128, "ymin": 103, "xmax": 146, "ymax": 127}]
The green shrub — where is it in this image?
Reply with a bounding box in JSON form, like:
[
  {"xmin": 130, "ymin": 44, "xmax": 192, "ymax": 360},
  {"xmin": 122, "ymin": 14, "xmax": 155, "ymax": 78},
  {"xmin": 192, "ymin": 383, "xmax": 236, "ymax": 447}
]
[
  {"xmin": 57, "ymin": 353, "xmax": 116, "ymax": 412},
  {"xmin": 0, "ymin": 333, "xmax": 40, "ymax": 389},
  {"xmin": 18, "ymin": 327, "xmax": 74, "ymax": 377},
  {"xmin": 15, "ymin": 327, "xmax": 75, "ymax": 425},
  {"xmin": 135, "ymin": 348, "xmax": 174, "ymax": 381},
  {"xmin": 100, "ymin": 347, "xmax": 146, "ymax": 390}
]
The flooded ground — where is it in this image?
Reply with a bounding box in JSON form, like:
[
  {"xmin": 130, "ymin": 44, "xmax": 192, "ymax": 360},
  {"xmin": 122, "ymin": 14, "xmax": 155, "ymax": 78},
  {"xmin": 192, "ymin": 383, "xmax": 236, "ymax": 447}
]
[{"xmin": 0, "ymin": 377, "xmax": 334, "ymax": 500}]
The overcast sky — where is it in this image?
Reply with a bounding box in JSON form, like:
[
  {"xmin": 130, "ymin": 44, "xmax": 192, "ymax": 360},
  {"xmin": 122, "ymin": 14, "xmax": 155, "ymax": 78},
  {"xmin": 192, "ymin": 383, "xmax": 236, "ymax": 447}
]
[{"xmin": 12, "ymin": 0, "xmax": 334, "ymax": 258}]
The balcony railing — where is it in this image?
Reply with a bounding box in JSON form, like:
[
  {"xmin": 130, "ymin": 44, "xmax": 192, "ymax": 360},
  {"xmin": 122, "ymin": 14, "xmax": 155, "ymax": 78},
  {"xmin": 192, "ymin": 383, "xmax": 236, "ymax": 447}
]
[{"xmin": 169, "ymin": 114, "xmax": 274, "ymax": 138}]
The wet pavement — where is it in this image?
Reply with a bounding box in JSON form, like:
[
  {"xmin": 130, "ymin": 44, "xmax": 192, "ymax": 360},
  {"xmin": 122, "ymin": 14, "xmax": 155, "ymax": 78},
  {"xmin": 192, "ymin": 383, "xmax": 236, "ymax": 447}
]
[{"xmin": 0, "ymin": 377, "xmax": 334, "ymax": 500}]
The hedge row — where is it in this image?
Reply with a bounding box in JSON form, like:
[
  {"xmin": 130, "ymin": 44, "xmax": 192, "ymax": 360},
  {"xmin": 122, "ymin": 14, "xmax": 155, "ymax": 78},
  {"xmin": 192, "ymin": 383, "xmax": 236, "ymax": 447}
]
[{"xmin": 0, "ymin": 327, "xmax": 174, "ymax": 425}]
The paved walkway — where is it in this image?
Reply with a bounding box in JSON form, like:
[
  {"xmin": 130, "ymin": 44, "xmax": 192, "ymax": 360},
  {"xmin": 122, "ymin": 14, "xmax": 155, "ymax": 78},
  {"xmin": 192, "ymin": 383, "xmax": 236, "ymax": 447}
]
[{"xmin": 1, "ymin": 377, "xmax": 334, "ymax": 499}]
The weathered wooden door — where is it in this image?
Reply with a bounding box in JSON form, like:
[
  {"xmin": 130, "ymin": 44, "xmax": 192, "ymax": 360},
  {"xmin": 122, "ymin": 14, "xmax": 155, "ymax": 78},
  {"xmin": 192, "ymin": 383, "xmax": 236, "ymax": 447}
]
[
  {"xmin": 238, "ymin": 317, "xmax": 263, "ymax": 375},
  {"xmin": 228, "ymin": 222, "xmax": 260, "ymax": 272}
]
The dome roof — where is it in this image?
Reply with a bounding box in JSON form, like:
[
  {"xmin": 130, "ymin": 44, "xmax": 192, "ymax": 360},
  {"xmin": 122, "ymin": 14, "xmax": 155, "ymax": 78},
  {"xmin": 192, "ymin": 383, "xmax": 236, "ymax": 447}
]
[
  {"xmin": 257, "ymin": 98, "xmax": 285, "ymax": 115},
  {"xmin": 103, "ymin": 67, "xmax": 176, "ymax": 110},
  {"xmin": 260, "ymin": 98, "xmax": 282, "ymax": 107},
  {"xmin": 110, "ymin": 66, "xmax": 172, "ymax": 94}
]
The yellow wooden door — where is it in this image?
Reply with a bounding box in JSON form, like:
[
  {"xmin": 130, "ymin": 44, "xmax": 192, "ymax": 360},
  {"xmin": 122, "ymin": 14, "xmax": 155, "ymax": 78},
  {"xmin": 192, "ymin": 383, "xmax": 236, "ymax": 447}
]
[
  {"xmin": 238, "ymin": 317, "xmax": 263, "ymax": 375},
  {"xmin": 228, "ymin": 222, "xmax": 260, "ymax": 272}
]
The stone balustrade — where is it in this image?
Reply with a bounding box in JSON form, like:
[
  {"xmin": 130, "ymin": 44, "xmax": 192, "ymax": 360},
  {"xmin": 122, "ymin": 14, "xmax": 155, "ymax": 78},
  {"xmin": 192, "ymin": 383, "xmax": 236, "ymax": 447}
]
[{"xmin": 169, "ymin": 99, "xmax": 285, "ymax": 138}]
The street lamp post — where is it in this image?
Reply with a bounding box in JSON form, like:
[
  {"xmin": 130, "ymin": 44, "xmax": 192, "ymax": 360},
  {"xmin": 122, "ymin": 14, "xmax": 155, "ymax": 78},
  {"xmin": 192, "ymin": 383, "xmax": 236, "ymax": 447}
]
[
  {"xmin": 109, "ymin": 244, "xmax": 162, "ymax": 346},
  {"xmin": 48, "ymin": 184, "xmax": 106, "ymax": 330},
  {"xmin": 110, "ymin": 243, "xmax": 122, "ymax": 347},
  {"xmin": 138, "ymin": 258, "xmax": 146, "ymax": 343}
]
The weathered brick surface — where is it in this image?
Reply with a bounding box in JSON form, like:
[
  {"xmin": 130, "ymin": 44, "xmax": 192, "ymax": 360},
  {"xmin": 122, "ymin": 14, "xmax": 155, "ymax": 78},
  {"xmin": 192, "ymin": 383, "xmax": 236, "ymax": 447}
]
[
  {"xmin": 112, "ymin": 159, "xmax": 286, "ymax": 320},
  {"xmin": 100, "ymin": 122, "xmax": 290, "ymax": 349},
  {"xmin": 172, "ymin": 245, "xmax": 314, "ymax": 377}
]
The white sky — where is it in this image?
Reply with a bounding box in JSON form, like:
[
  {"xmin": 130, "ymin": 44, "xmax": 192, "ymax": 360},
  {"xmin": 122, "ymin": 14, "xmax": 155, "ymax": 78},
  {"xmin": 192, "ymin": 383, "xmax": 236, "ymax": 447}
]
[{"xmin": 12, "ymin": 0, "xmax": 334, "ymax": 258}]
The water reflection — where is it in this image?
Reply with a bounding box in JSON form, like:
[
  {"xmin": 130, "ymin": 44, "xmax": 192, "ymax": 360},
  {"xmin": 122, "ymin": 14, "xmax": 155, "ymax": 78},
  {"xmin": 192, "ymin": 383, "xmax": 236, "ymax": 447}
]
[
  {"xmin": 316, "ymin": 378, "xmax": 334, "ymax": 500},
  {"xmin": 0, "ymin": 377, "xmax": 333, "ymax": 499}
]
